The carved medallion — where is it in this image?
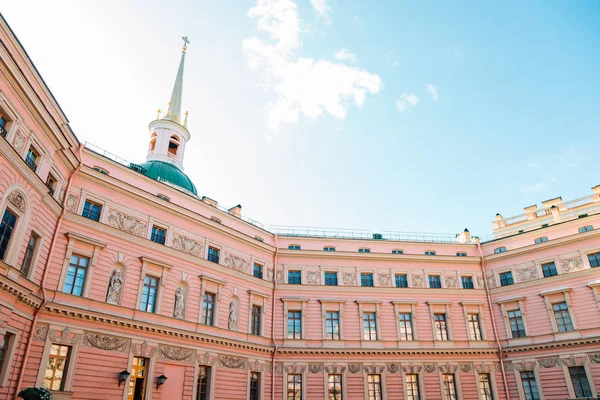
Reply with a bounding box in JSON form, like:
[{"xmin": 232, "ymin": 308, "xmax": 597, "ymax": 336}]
[
  {"xmin": 85, "ymin": 333, "xmax": 129, "ymax": 352},
  {"xmin": 171, "ymin": 234, "xmax": 203, "ymax": 257},
  {"xmin": 378, "ymin": 274, "xmax": 391, "ymax": 287},
  {"xmin": 342, "ymin": 272, "xmax": 356, "ymax": 286},
  {"xmin": 423, "ymin": 363, "xmax": 436, "ymax": 373},
  {"xmin": 537, "ymin": 357, "xmax": 559, "ymax": 368},
  {"xmin": 348, "ymin": 363, "xmax": 362, "ymax": 374},
  {"xmin": 33, "ymin": 324, "xmax": 48, "ymax": 341},
  {"xmin": 588, "ymin": 353, "xmax": 600, "ymax": 364},
  {"xmin": 219, "ymin": 355, "xmax": 247, "ymax": 369},
  {"xmin": 386, "ymin": 363, "xmax": 400, "ymax": 373},
  {"xmin": 561, "ymin": 258, "xmax": 583, "ymax": 272},
  {"xmin": 308, "ymin": 363, "xmax": 323, "ymax": 374},
  {"xmin": 459, "ymin": 363, "xmax": 472, "ymax": 373},
  {"xmin": 518, "ymin": 266, "xmax": 538, "ymax": 281},
  {"xmin": 12, "ymin": 130, "xmax": 25, "ymax": 151},
  {"xmin": 274, "ymin": 363, "xmax": 283, "ymax": 374},
  {"xmin": 411, "ymin": 275, "xmax": 424, "ymax": 288},
  {"xmin": 7, "ymin": 191, "xmax": 25, "ymax": 213},
  {"xmin": 306, "ymin": 271, "xmax": 320, "ymax": 284},
  {"xmin": 107, "ymin": 209, "xmax": 146, "ymax": 236}
]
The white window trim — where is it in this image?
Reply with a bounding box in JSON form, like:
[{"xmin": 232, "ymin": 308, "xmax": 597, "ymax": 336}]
[
  {"xmin": 497, "ymin": 267, "xmax": 516, "ymax": 287},
  {"xmin": 0, "ymin": 91, "xmax": 24, "ymax": 143},
  {"xmin": 282, "ymin": 368, "xmax": 306, "ymax": 400},
  {"xmin": 460, "ymin": 272, "xmax": 477, "ymax": 289},
  {"xmin": 319, "ymin": 299, "xmax": 346, "ymax": 340},
  {"xmin": 21, "ymin": 228, "xmax": 43, "ymax": 280},
  {"xmin": 35, "ymin": 325, "xmax": 83, "ymax": 393},
  {"xmin": 562, "ymin": 361, "xmax": 598, "ymax": 398},
  {"xmin": 438, "ymin": 370, "xmax": 462, "ymax": 400},
  {"xmin": 356, "ymin": 300, "xmax": 382, "ymax": 341},
  {"xmin": 474, "ymin": 370, "xmax": 499, "ymax": 400},
  {"xmin": 539, "ymin": 287, "xmax": 578, "ymax": 333},
  {"xmin": 363, "ymin": 370, "xmax": 387, "ymax": 400},
  {"xmin": 533, "ymin": 256, "xmax": 561, "ymax": 276},
  {"xmin": 246, "ymin": 369, "xmax": 264, "ymax": 400},
  {"xmin": 198, "ymin": 274, "xmax": 226, "ymax": 326},
  {"xmin": 427, "ymin": 272, "xmax": 443, "ymax": 288},
  {"xmin": 192, "ymin": 363, "xmax": 216, "ymax": 400},
  {"xmin": 321, "ymin": 267, "xmax": 342, "ymax": 287},
  {"xmin": 460, "ymin": 301, "xmax": 486, "ymax": 341},
  {"xmin": 401, "ymin": 368, "xmax": 426, "ymax": 400},
  {"xmin": 284, "ymin": 266, "xmax": 303, "ymax": 284},
  {"xmin": 136, "ymin": 256, "xmax": 172, "ymax": 314},
  {"xmin": 281, "ymin": 297, "xmax": 309, "ymax": 340},
  {"xmin": 78, "ymin": 191, "xmax": 108, "ymax": 223},
  {"xmin": 391, "ymin": 270, "xmax": 410, "ymax": 288},
  {"xmin": 147, "ymin": 217, "xmax": 171, "ymax": 245},
  {"xmin": 427, "ymin": 301, "xmax": 452, "ymax": 341},
  {"xmin": 0, "ymin": 186, "xmax": 31, "ymax": 267},
  {"xmin": 587, "ymin": 280, "xmax": 600, "ymax": 311},
  {"xmin": 392, "ymin": 300, "xmax": 418, "ymax": 341},
  {"xmin": 248, "ymin": 290, "xmax": 269, "ymax": 336},
  {"xmin": 513, "ymin": 365, "xmax": 545, "ymax": 400},
  {"xmin": 205, "ymin": 240, "xmax": 223, "ymax": 264},
  {"xmin": 0, "ymin": 326, "xmax": 19, "ymax": 388},
  {"xmin": 58, "ymin": 232, "xmax": 106, "ymax": 298},
  {"xmin": 323, "ymin": 368, "xmax": 347, "ymax": 400},
  {"xmin": 496, "ymin": 296, "xmax": 529, "ymax": 340}
]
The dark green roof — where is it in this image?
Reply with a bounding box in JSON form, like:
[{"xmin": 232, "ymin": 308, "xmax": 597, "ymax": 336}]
[{"xmin": 137, "ymin": 160, "xmax": 197, "ymax": 195}]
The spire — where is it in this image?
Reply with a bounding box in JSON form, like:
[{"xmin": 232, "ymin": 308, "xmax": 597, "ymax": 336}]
[{"xmin": 166, "ymin": 36, "xmax": 189, "ymax": 124}]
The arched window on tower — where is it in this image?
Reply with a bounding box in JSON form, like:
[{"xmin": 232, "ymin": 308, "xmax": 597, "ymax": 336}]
[
  {"xmin": 168, "ymin": 135, "xmax": 180, "ymax": 157},
  {"xmin": 149, "ymin": 132, "xmax": 157, "ymax": 153}
]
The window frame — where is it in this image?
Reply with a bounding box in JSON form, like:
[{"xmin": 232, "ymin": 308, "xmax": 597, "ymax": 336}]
[
  {"xmin": 319, "ymin": 299, "xmax": 345, "ymax": 341},
  {"xmin": 139, "ymin": 274, "xmax": 160, "ymax": 313},
  {"xmin": 81, "ymin": 199, "xmax": 103, "ymax": 222},
  {"xmin": 20, "ymin": 231, "xmax": 41, "ymax": 278},
  {"xmin": 567, "ymin": 366, "xmax": 594, "ymax": 398},
  {"xmin": 403, "ymin": 373, "xmax": 422, "ymax": 400},
  {"xmin": 0, "ymin": 328, "xmax": 18, "ymax": 387},
  {"xmin": 494, "ymin": 247, "xmax": 506, "ymax": 254},
  {"xmin": 499, "ymin": 271, "xmax": 514, "ymax": 286},
  {"xmin": 579, "ymin": 225, "xmax": 594, "ymax": 233},
  {"xmin": 366, "ymin": 374, "xmax": 383, "ymax": 400},
  {"xmin": 324, "ymin": 271, "xmax": 338, "ymax": 286},
  {"xmin": 539, "ymin": 287, "xmax": 578, "ymax": 334},
  {"xmin": 287, "ymin": 270, "xmax": 302, "ymax": 285},
  {"xmin": 358, "ymin": 247, "xmax": 371, "ymax": 253},
  {"xmin": 395, "ymin": 273, "xmax": 409, "ymax": 288},
  {"xmin": 282, "ymin": 298, "xmax": 308, "ymax": 340},
  {"xmin": 534, "ymin": 236, "xmax": 548, "ymax": 244},
  {"xmin": 58, "ymin": 233, "xmax": 106, "ymax": 299},
  {"xmin": 360, "ymin": 272, "xmax": 374, "ymax": 287},
  {"xmin": 136, "ymin": 257, "xmax": 171, "ymax": 315}
]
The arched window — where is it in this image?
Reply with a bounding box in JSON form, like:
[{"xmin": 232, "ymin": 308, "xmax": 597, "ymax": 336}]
[
  {"xmin": 0, "ymin": 187, "xmax": 30, "ymax": 266},
  {"xmin": 149, "ymin": 132, "xmax": 157, "ymax": 152},
  {"xmin": 168, "ymin": 135, "xmax": 180, "ymax": 156}
]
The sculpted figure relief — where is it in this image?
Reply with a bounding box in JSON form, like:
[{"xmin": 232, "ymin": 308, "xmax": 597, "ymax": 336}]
[
  {"xmin": 106, "ymin": 270, "xmax": 123, "ymax": 305},
  {"xmin": 174, "ymin": 287, "xmax": 185, "ymax": 319},
  {"xmin": 228, "ymin": 301, "xmax": 238, "ymax": 331}
]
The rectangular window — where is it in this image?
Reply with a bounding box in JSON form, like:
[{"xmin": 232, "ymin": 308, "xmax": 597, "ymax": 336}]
[
  {"xmin": 21, "ymin": 233, "xmax": 39, "ymax": 276},
  {"xmin": 358, "ymin": 248, "xmax": 370, "ymax": 253},
  {"xmin": 250, "ymin": 371, "xmax": 260, "ymax": 400},
  {"xmin": 63, "ymin": 254, "xmax": 89, "ymax": 296},
  {"xmin": 392, "ymin": 249, "xmax": 403, "ymax": 254},
  {"xmin": 324, "ymin": 246, "xmax": 335, "ymax": 252},
  {"xmin": 130, "ymin": 357, "xmax": 148, "ymax": 400},
  {"xmin": 0, "ymin": 114, "xmax": 7, "ymax": 137},
  {"xmin": 456, "ymin": 252, "xmax": 467, "ymax": 257},
  {"xmin": 494, "ymin": 247, "xmax": 506, "ymax": 254},
  {"xmin": 140, "ymin": 275, "xmax": 158, "ymax": 313},
  {"xmin": 520, "ymin": 371, "xmax": 540, "ymax": 400},
  {"xmin": 287, "ymin": 374, "xmax": 302, "ymax": 400},
  {"xmin": 82, "ymin": 200, "xmax": 102, "ymax": 222},
  {"xmin": 478, "ymin": 373, "xmax": 493, "ymax": 400},
  {"xmin": 468, "ymin": 313, "xmax": 483, "ymax": 340},
  {"xmin": 0, "ymin": 209, "xmax": 17, "ymax": 260},
  {"xmin": 398, "ymin": 313, "xmax": 413, "ymax": 340},
  {"xmin": 253, "ymin": 263, "xmax": 263, "ymax": 279},
  {"xmin": 207, "ymin": 246, "xmax": 219, "ymax": 263},
  {"xmin": 461, "ymin": 276, "xmax": 474, "ymax": 289},
  {"xmin": 579, "ymin": 225, "xmax": 594, "ymax": 233},
  {"xmin": 588, "ymin": 252, "xmax": 600, "ymax": 268},
  {"xmin": 324, "ymin": 272, "xmax": 338, "ymax": 286},
  {"xmin": 197, "ymin": 365, "xmax": 211, "ymax": 400},
  {"xmin": 150, "ymin": 225, "xmax": 166, "ymax": 245},
  {"xmin": 25, "ymin": 147, "xmax": 38, "ymax": 172},
  {"xmin": 424, "ymin": 250, "xmax": 436, "ymax": 256},
  {"xmin": 442, "ymin": 374, "xmax": 457, "ymax": 400},
  {"xmin": 367, "ymin": 374, "xmax": 382, "ymax": 400},
  {"xmin": 569, "ymin": 366, "xmax": 592, "ymax": 398},
  {"xmin": 363, "ymin": 312, "xmax": 377, "ymax": 340},
  {"xmin": 434, "ymin": 313, "xmax": 449, "ymax": 340},
  {"xmin": 395, "ymin": 274, "xmax": 408, "ymax": 288},
  {"xmin": 325, "ymin": 311, "xmax": 340, "ymax": 340},
  {"xmin": 46, "ymin": 174, "xmax": 56, "ymax": 196},
  {"xmin": 288, "ymin": 244, "xmax": 301, "ymax": 250},
  {"xmin": 541, "ymin": 262, "xmax": 558, "ymax": 277},
  {"xmin": 534, "ymin": 237, "xmax": 548, "ymax": 244},
  {"xmin": 405, "ymin": 374, "xmax": 420, "ymax": 400},
  {"xmin": 251, "ymin": 305, "xmax": 262, "ymax": 336},
  {"xmin": 43, "ymin": 344, "xmax": 70, "ymax": 391},
  {"xmin": 428, "ymin": 275, "xmax": 441, "ymax": 288},
  {"xmin": 0, "ymin": 333, "xmax": 12, "ymax": 375},
  {"xmin": 288, "ymin": 270, "xmax": 301, "ymax": 284},
  {"xmin": 499, "ymin": 271, "xmax": 514, "ymax": 286},
  {"xmin": 552, "ymin": 302, "xmax": 573, "ymax": 332},
  {"xmin": 508, "ymin": 309, "xmax": 526, "ymax": 338},
  {"xmin": 328, "ymin": 374, "xmax": 343, "ymax": 400},
  {"xmin": 361, "ymin": 273, "xmax": 374, "ymax": 287},
  {"xmin": 201, "ymin": 292, "xmax": 215, "ymax": 325},
  {"xmin": 287, "ymin": 311, "xmax": 302, "ymax": 339}
]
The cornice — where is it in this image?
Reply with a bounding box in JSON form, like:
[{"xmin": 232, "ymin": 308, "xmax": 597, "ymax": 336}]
[
  {"xmin": 281, "ymin": 297, "xmax": 309, "ymax": 303},
  {"xmin": 282, "ymin": 236, "xmax": 478, "ymax": 248},
  {"xmin": 490, "ymin": 267, "xmax": 599, "ymax": 294},
  {"xmin": 538, "ymin": 287, "xmax": 571, "ymax": 297},
  {"xmin": 318, "ymin": 298, "xmax": 347, "ymax": 303},
  {"xmin": 0, "ymin": 264, "xmax": 42, "ymax": 309},
  {"xmin": 495, "ymin": 296, "xmax": 525, "ymax": 304},
  {"xmin": 276, "ymin": 284, "xmax": 486, "ymax": 296},
  {"xmin": 503, "ymin": 336, "xmax": 600, "ymax": 354},
  {"xmin": 66, "ymin": 232, "xmax": 106, "ymax": 248},
  {"xmin": 278, "ymin": 249, "xmax": 481, "ymax": 264},
  {"xmin": 140, "ymin": 256, "xmax": 173, "ymax": 270},
  {"xmin": 276, "ymin": 347, "xmax": 498, "ymax": 357},
  {"xmin": 199, "ymin": 274, "xmax": 226, "ymax": 286}
]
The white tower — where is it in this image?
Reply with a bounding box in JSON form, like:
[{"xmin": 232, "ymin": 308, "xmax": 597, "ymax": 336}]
[{"xmin": 146, "ymin": 37, "xmax": 191, "ymax": 171}]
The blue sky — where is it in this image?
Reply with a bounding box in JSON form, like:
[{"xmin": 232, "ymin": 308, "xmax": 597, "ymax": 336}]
[{"xmin": 3, "ymin": 1, "xmax": 599, "ymax": 237}]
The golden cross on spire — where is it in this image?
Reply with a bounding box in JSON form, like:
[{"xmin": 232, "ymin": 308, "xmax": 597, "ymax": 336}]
[
  {"xmin": 184, "ymin": 110, "xmax": 189, "ymax": 125},
  {"xmin": 156, "ymin": 109, "xmax": 161, "ymax": 119},
  {"xmin": 182, "ymin": 36, "xmax": 190, "ymax": 53}
]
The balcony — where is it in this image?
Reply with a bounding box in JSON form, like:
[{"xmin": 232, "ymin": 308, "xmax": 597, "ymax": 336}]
[
  {"xmin": 150, "ymin": 233, "xmax": 166, "ymax": 245},
  {"xmin": 24, "ymin": 155, "xmax": 37, "ymax": 172},
  {"xmin": 82, "ymin": 208, "xmax": 101, "ymax": 222}
]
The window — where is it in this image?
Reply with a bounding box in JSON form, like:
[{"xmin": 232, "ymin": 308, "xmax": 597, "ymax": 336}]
[
  {"xmin": 392, "ymin": 249, "xmax": 404, "ymax": 254},
  {"xmin": 287, "ymin": 311, "xmax": 302, "ymax": 339},
  {"xmin": 156, "ymin": 194, "xmax": 170, "ymax": 201},
  {"xmin": 367, "ymin": 374, "xmax": 382, "ymax": 400},
  {"xmin": 468, "ymin": 313, "xmax": 483, "ymax": 340},
  {"xmin": 579, "ymin": 225, "xmax": 594, "ymax": 233},
  {"xmin": 140, "ymin": 275, "xmax": 159, "ymax": 312},
  {"xmin": 0, "ymin": 209, "xmax": 17, "ymax": 260},
  {"xmin": 210, "ymin": 216, "xmax": 221, "ymax": 224},
  {"xmin": 25, "ymin": 146, "xmax": 38, "ymax": 172},
  {"xmin": 288, "ymin": 270, "xmax": 301, "ymax": 285},
  {"xmin": 63, "ymin": 254, "xmax": 89, "ymax": 296},
  {"xmin": 552, "ymin": 302, "xmax": 573, "ymax": 332},
  {"xmin": 361, "ymin": 273, "xmax": 374, "ymax": 287},
  {"xmin": 478, "ymin": 373, "xmax": 493, "ymax": 400},
  {"xmin": 358, "ymin": 248, "xmax": 370, "ymax": 253},
  {"xmin": 43, "ymin": 344, "xmax": 70, "ymax": 391},
  {"xmin": 201, "ymin": 292, "xmax": 215, "ymax": 325},
  {"xmin": 494, "ymin": 247, "xmax": 506, "ymax": 254},
  {"xmin": 541, "ymin": 262, "xmax": 558, "ymax": 277},
  {"xmin": 442, "ymin": 374, "xmax": 457, "ymax": 400},
  {"xmin": 129, "ymin": 357, "xmax": 148, "ymax": 400},
  {"xmin": 395, "ymin": 274, "xmax": 408, "ymax": 288},
  {"xmin": 288, "ymin": 244, "xmax": 301, "ymax": 250},
  {"xmin": 151, "ymin": 225, "xmax": 166, "ymax": 245},
  {"xmin": 251, "ymin": 305, "xmax": 262, "ymax": 335},
  {"xmin": 207, "ymin": 246, "xmax": 219, "ymax": 263},
  {"xmin": 92, "ymin": 166, "xmax": 109, "ymax": 175},
  {"xmin": 588, "ymin": 252, "xmax": 600, "ymax": 268},
  {"xmin": 508, "ymin": 309, "xmax": 526, "ymax": 338},
  {"xmin": 328, "ymin": 374, "xmax": 342, "ymax": 400},
  {"xmin": 499, "ymin": 271, "xmax": 514, "ymax": 286},
  {"xmin": 428, "ymin": 275, "xmax": 442, "ymax": 288},
  {"xmin": 82, "ymin": 200, "xmax": 102, "ymax": 222},
  {"xmin": 461, "ymin": 276, "xmax": 474, "ymax": 289},
  {"xmin": 569, "ymin": 366, "xmax": 592, "ymax": 398},
  {"xmin": 325, "ymin": 311, "xmax": 340, "ymax": 340},
  {"xmin": 46, "ymin": 174, "xmax": 56, "ymax": 196},
  {"xmin": 363, "ymin": 312, "xmax": 377, "ymax": 340},
  {"xmin": 197, "ymin": 365, "xmax": 211, "ymax": 400},
  {"xmin": 0, "ymin": 333, "xmax": 12, "ymax": 375},
  {"xmin": 287, "ymin": 374, "xmax": 302, "ymax": 400},
  {"xmin": 250, "ymin": 371, "xmax": 260, "ymax": 400},
  {"xmin": 0, "ymin": 114, "xmax": 7, "ymax": 137},
  {"xmin": 456, "ymin": 252, "xmax": 467, "ymax": 257},
  {"xmin": 325, "ymin": 272, "xmax": 338, "ymax": 286},
  {"xmin": 398, "ymin": 313, "xmax": 413, "ymax": 340},
  {"xmin": 323, "ymin": 246, "xmax": 335, "ymax": 252},
  {"xmin": 21, "ymin": 232, "xmax": 39, "ymax": 276},
  {"xmin": 168, "ymin": 135, "xmax": 179, "ymax": 156},
  {"xmin": 405, "ymin": 374, "xmax": 420, "ymax": 400},
  {"xmin": 434, "ymin": 313, "xmax": 448, "ymax": 340},
  {"xmin": 534, "ymin": 237, "xmax": 548, "ymax": 244},
  {"xmin": 520, "ymin": 371, "xmax": 540, "ymax": 400},
  {"xmin": 424, "ymin": 250, "xmax": 436, "ymax": 256},
  {"xmin": 253, "ymin": 263, "xmax": 263, "ymax": 279},
  {"xmin": 254, "ymin": 236, "xmax": 264, "ymax": 242}
]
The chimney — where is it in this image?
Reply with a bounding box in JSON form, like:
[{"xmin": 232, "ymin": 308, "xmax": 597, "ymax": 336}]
[
  {"xmin": 201, "ymin": 196, "xmax": 218, "ymax": 208},
  {"xmin": 228, "ymin": 204, "xmax": 242, "ymax": 218}
]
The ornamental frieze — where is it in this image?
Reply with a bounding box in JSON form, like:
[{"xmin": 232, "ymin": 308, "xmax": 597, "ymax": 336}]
[
  {"xmin": 588, "ymin": 353, "xmax": 600, "ymax": 364},
  {"xmin": 411, "ymin": 275, "xmax": 424, "ymax": 288},
  {"xmin": 276, "ymin": 270, "xmax": 284, "ymax": 284},
  {"xmin": 171, "ymin": 234, "xmax": 204, "ymax": 257},
  {"xmin": 562, "ymin": 257, "xmax": 583, "ymax": 272},
  {"xmin": 197, "ymin": 352, "xmax": 218, "ymax": 366},
  {"xmin": 342, "ymin": 272, "xmax": 356, "ymax": 286},
  {"xmin": 477, "ymin": 276, "xmax": 485, "ymax": 289},
  {"xmin": 33, "ymin": 323, "xmax": 49, "ymax": 341},
  {"xmin": 348, "ymin": 363, "xmax": 362, "ymax": 374},
  {"xmin": 107, "ymin": 209, "xmax": 147, "ymax": 237},
  {"xmin": 248, "ymin": 360, "xmax": 269, "ymax": 372},
  {"xmin": 459, "ymin": 363, "xmax": 472, "ymax": 373},
  {"xmin": 274, "ymin": 363, "xmax": 283, "ymax": 374},
  {"xmin": 423, "ymin": 363, "xmax": 437, "ymax": 373},
  {"xmin": 486, "ymin": 273, "xmax": 497, "ymax": 289},
  {"xmin": 308, "ymin": 363, "xmax": 323, "ymax": 374},
  {"xmin": 66, "ymin": 194, "xmax": 79, "ymax": 213},
  {"xmin": 377, "ymin": 273, "xmax": 391, "ymax": 287},
  {"xmin": 131, "ymin": 341, "xmax": 157, "ymax": 358},
  {"xmin": 445, "ymin": 276, "xmax": 458, "ymax": 288},
  {"xmin": 438, "ymin": 363, "xmax": 457, "ymax": 373},
  {"xmin": 223, "ymin": 251, "xmax": 250, "ymax": 273},
  {"xmin": 306, "ymin": 270, "xmax": 320, "ymax": 284},
  {"xmin": 402, "ymin": 364, "xmax": 422, "ymax": 374},
  {"xmin": 49, "ymin": 327, "xmax": 83, "ymax": 346},
  {"xmin": 219, "ymin": 355, "xmax": 247, "ymax": 369},
  {"xmin": 325, "ymin": 364, "xmax": 345, "ymax": 374},
  {"xmin": 518, "ymin": 266, "xmax": 538, "ymax": 281},
  {"xmin": 159, "ymin": 346, "xmax": 195, "ymax": 362},
  {"xmin": 7, "ymin": 191, "xmax": 25, "ymax": 212},
  {"xmin": 84, "ymin": 333, "xmax": 129, "ymax": 353},
  {"xmin": 12, "ymin": 129, "xmax": 25, "ymax": 151},
  {"xmin": 386, "ymin": 363, "xmax": 400, "ymax": 373},
  {"xmin": 537, "ymin": 356, "xmax": 559, "ymax": 368},
  {"xmin": 284, "ymin": 363, "xmax": 306, "ymax": 374}
]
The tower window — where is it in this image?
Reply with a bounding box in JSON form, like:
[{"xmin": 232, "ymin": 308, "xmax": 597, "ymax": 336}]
[{"xmin": 168, "ymin": 135, "xmax": 180, "ymax": 156}]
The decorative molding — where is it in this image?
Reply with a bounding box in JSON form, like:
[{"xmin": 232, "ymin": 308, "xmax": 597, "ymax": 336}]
[
  {"xmin": 223, "ymin": 251, "xmax": 250, "ymax": 273},
  {"xmin": 131, "ymin": 341, "xmax": 157, "ymax": 358},
  {"xmin": 65, "ymin": 194, "xmax": 79, "ymax": 213},
  {"xmin": 107, "ymin": 209, "xmax": 146, "ymax": 237},
  {"xmin": 7, "ymin": 191, "xmax": 25, "ymax": 212},
  {"xmin": 537, "ymin": 356, "xmax": 559, "ymax": 368},
  {"xmin": 386, "ymin": 363, "xmax": 400, "ymax": 373},
  {"xmin": 83, "ymin": 333, "xmax": 129, "ymax": 353},
  {"xmin": 12, "ymin": 129, "xmax": 25, "ymax": 151},
  {"xmin": 486, "ymin": 273, "xmax": 497, "ymax": 289},
  {"xmin": 423, "ymin": 363, "xmax": 437, "ymax": 373},
  {"xmin": 33, "ymin": 323, "xmax": 48, "ymax": 341},
  {"xmin": 218, "ymin": 355, "xmax": 247, "ymax": 369},
  {"xmin": 377, "ymin": 273, "xmax": 391, "ymax": 287},
  {"xmin": 48, "ymin": 327, "xmax": 83, "ymax": 346},
  {"xmin": 171, "ymin": 233, "xmax": 204, "ymax": 257},
  {"xmin": 159, "ymin": 346, "xmax": 195, "ymax": 362},
  {"xmin": 305, "ymin": 270, "xmax": 320, "ymax": 285},
  {"xmin": 363, "ymin": 364, "xmax": 385, "ymax": 374},
  {"xmin": 588, "ymin": 353, "xmax": 600, "ymax": 364},
  {"xmin": 308, "ymin": 363, "xmax": 323, "ymax": 374},
  {"xmin": 348, "ymin": 363, "xmax": 362, "ymax": 374},
  {"xmin": 518, "ymin": 266, "xmax": 538, "ymax": 281},
  {"xmin": 459, "ymin": 363, "xmax": 472, "ymax": 372},
  {"xmin": 402, "ymin": 364, "xmax": 422, "ymax": 374},
  {"xmin": 411, "ymin": 274, "xmax": 423, "ymax": 288},
  {"xmin": 342, "ymin": 272, "xmax": 356, "ymax": 286},
  {"xmin": 561, "ymin": 257, "xmax": 584, "ymax": 272},
  {"xmin": 445, "ymin": 275, "xmax": 458, "ymax": 288},
  {"xmin": 274, "ymin": 363, "xmax": 283, "ymax": 374},
  {"xmin": 438, "ymin": 363, "xmax": 458, "ymax": 373}
]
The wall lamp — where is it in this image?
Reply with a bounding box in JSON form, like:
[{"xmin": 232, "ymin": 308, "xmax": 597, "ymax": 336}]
[
  {"xmin": 118, "ymin": 370, "xmax": 131, "ymax": 387},
  {"xmin": 156, "ymin": 374, "xmax": 168, "ymax": 390}
]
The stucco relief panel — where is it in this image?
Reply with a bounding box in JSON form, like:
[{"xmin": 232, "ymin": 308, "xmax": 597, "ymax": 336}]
[
  {"xmin": 7, "ymin": 191, "xmax": 25, "ymax": 212},
  {"xmin": 107, "ymin": 209, "xmax": 147, "ymax": 237},
  {"xmin": 171, "ymin": 233, "xmax": 204, "ymax": 257},
  {"xmin": 377, "ymin": 273, "xmax": 391, "ymax": 287},
  {"xmin": 223, "ymin": 251, "xmax": 250, "ymax": 273},
  {"xmin": 562, "ymin": 257, "xmax": 584, "ymax": 272},
  {"xmin": 411, "ymin": 274, "xmax": 424, "ymax": 288},
  {"xmin": 159, "ymin": 345, "xmax": 196, "ymax": 362},
  {"xmin": 342, "ymin": 272, "xmax": 356, "ymax": 286},
  {"xmin": 518, "ymin": 266, "xmax": 538, "ymax": 281},
  {"xmin": 305, "ymin": 270, "xmax": 320, "ymax": 285},
  {"xmin": 66, "ymin": 194, "xmax": 79, "ymax": 213},
  {"xmin": 445, "ymin": 275, "xmax": 457, "ymax": 288},
  {"xmin": 84, "ymin": 333, "xmax": 130, "ymax": 353}
]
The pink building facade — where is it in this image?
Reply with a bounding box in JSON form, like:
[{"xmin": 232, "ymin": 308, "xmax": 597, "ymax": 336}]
[{"xmin": 0, "ymin": 15, "xmax": 599, "ymax": 400}]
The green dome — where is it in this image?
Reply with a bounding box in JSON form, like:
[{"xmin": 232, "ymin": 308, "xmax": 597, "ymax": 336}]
[{"xmin": 137, "ymin": 160, "xmax": 197, "ymax": 195}]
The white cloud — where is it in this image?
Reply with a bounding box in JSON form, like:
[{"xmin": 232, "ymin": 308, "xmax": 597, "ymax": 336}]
[
  {"xmin": 334, "ymin": 49, "xmax": 358, "ymax": 63},
  {"xmin": 310, "ymin": 0, "xmax": 331, "ymax": 17},
  {"xmin": 395, "ymin": 93, "xmax": 419, "ymax": 112},
  {"xmin": 243, "ymin": 0, "xmax": 382, "ymax": 131},
  {"xmin": 519, "ymin": 182, "xmax": 545, "ymax": 193},
  {"xmin": 527, "ymin": 161, "xmax": 539, "ymax": 168},
  {"xmin": 425, "ymin": 83, "xmax": 438, "ymax": 101}
]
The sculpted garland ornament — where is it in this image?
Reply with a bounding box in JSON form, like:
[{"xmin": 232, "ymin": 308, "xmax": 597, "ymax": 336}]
[
  {"xmin": 107, "ymin": 209, "xmax": 147, "ymax": 237},
  {"xmin": 219, "ymin": 355, "xmax": 247, "ymax": 369},
  {"xmin": 84, "ymin": 333, "xmax": 130, "ymax": 352},
  {"xmin": 160, "ymin": 346, "xmax": 195, "ymax": 362}
]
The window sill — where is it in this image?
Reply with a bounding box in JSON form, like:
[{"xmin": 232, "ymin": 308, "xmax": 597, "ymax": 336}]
[{"xmin": 553, "ymin": 330, "xmax": 581, "ymax": 341}]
